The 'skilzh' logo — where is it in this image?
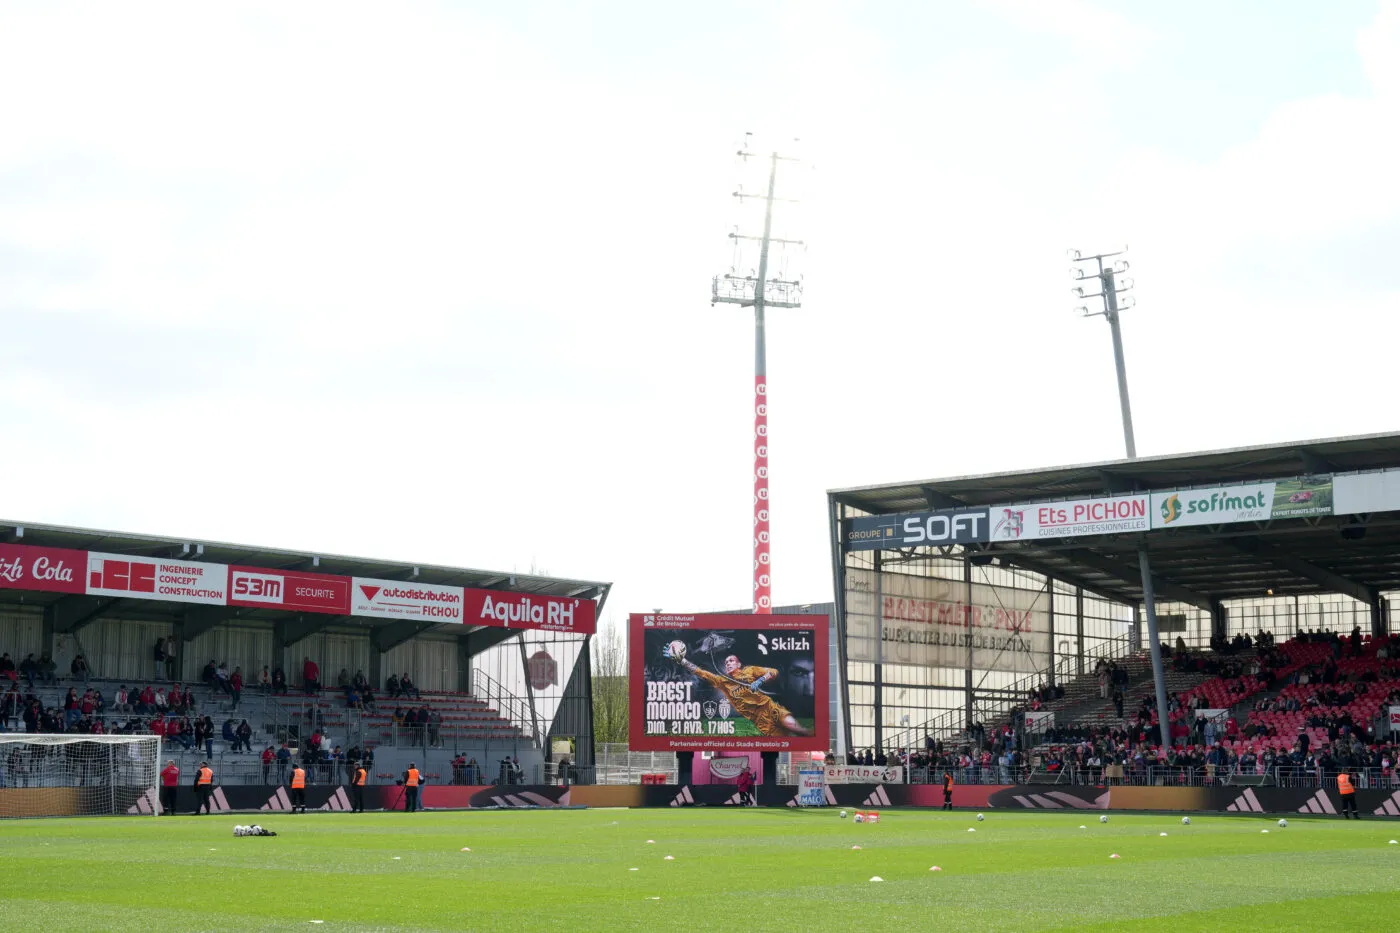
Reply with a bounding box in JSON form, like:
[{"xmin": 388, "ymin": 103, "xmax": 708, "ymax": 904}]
[{"xmin": 1160, "ymin": 494, "xmax": 1182, "ymax": 524}]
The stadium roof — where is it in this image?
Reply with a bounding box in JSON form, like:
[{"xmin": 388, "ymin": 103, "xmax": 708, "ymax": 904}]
[
  {"xmin": 829, "ymin": 431, "xmax": 1400, "ymax": 610},
  {"xmin": 0, "ymin": 518, "xmax": 609, "ymax": 645}
]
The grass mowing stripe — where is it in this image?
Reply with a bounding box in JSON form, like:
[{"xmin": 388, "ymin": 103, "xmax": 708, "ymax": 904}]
[{"xmin": 1, "ymin": 809, "xmax": 1397, "ymax": 932}]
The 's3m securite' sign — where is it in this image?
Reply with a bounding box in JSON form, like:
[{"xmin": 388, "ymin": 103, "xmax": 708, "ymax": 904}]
[{"xmin": 228, "ymin": 567, "xmax": 351, "ymax": 614}]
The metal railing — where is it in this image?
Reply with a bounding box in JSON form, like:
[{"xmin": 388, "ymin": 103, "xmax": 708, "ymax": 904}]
[
  {"xmin": 593, "ymin": 743, "xmax": 679, "ymax": 784},
  {"xmin": 877, "ymin": 647, "xmax": 1137, "ymax": 756},
  {"xmin": 895, "ymin": 765, "xmax": 1400, "ymax": 788},
  {"xmin": 471, "ymin": 669, "xmax": 540, "ymax": 748}
]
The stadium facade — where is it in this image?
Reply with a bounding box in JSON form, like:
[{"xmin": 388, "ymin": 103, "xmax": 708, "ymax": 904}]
[
  {"xmin": 0, "ymin": 520, "xmax": 609, "ymax": 782},
  {"xmin": 827, "ymin": 432, "xmax": 1400, "ymax": 756}
]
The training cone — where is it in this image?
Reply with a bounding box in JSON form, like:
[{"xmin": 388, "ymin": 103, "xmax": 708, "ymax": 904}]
[
  {"xmin": 1110, "ymin": 854, "xmax": 1120, "ymax": 859},
  {"xmin": 930, "ymin": 866, "xmax": 942, "ymax": 872},
  {"xmin": 869, "ymin": 876, "xmax": 884, "ymax": 882}
]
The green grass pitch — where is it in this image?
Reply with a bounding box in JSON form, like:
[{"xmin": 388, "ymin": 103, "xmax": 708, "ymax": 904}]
[{"xmin": 2, "ymin": 808, "xmax": 1398, "ymax": 932}]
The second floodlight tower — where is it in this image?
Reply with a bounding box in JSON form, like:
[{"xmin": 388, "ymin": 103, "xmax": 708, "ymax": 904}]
[
  {"xmin": 712, "ymin": 136, "xmax": 805, "ymax": 614},
  {"xmin": 1069, "ymin": 247, "xmax": 1170, "ymax": 753}
]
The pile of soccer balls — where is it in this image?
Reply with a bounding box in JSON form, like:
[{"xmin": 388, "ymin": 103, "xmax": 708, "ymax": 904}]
[{"xmin": 233, "ymin": 824, "xmax": 276, "ymax": 837}]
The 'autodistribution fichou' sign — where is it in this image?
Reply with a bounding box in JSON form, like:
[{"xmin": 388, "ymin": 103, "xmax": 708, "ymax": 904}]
[{"xmin": 628, "ymin": 613, "xmax": 828, "ymax": 753}]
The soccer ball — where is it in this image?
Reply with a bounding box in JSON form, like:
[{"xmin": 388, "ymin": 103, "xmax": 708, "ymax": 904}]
[
  {"xmin": 233, "ymin": 825, "xmax": 247, "ymax": 836},
  {"xmin": 667, "ymin": 640, "xmax": 687, "ymax": 661},
  {"xmin": 252, "ymin": 825, "xmax": 262, "ymax": 835},
  {"xmin": 976, "ymin": 814, "xmax": 984, "ymax": 821},
  {"xmin": 1100, "ymin": 815, "xmax": 1109, "ymax": 823},
  {"xmin": 1182, "ymin": 817, "xmax": 1191, "ymax": 825},
  {"xmin": 854, "ymin": 813, "xmax": 865, "ymax": 824},
  {"xmin": 1278, "ymin": 819, "xmax": 1288, "ymax": 828},
  {"xmin": 839, "ymin": 810, "xmax": 848, "ymax": 819}
]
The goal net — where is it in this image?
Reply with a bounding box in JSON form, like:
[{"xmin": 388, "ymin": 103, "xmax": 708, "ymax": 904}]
[{"xmin": 0, "ymin": 734, "xmax": 161, "ymax": 819}]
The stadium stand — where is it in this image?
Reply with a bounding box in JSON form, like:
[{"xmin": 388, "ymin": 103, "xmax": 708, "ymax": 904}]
[{"xmin": 0, "ymin": 659, "xmax": 529, "ymax": 786}]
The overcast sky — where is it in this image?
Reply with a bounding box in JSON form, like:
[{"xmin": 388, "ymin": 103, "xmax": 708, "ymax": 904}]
[{"xmin": 2, "ymin": 1, "xmax": 1398, "ymax": 634}]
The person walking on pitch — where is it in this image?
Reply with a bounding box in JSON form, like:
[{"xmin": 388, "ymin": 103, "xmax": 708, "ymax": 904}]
[
  {"xmin": 159, "ymin": 760, "xmax": 179, "ymax": 816},
  {"xmin": 290, "ymin": 764, "xmax": 308, "ymax": 814},
  {"xmin": 352, "ymin": 762, "xmax": 368, "ymax": 813},
  {"xmin": 1338, "ymin": 769, "xmax": 1359, "ymax": 819},
  {"xmin": 402, "ymin": 763, "xmax": 422, "ymax": 812},
  {"xmin": 194, "ymin": 761, "xmax": 215, "ymax": 815}
]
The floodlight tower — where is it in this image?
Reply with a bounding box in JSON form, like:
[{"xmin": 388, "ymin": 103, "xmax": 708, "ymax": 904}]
[
  {"xmin": 1069, "ymin": 247, "xmax": 1171, "ymax": 753},
  {"xmin": 712, "ymin": 135, "xmax": 805, "ymax": 614}
]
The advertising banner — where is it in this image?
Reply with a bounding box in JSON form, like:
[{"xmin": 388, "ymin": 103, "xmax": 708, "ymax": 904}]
[
  {"xmin": 228, "ymin": 566, "xmax": 351, "ymax": 614},
  {"xmin": 351, "ymin": 578, "xmax": 464, "ymax": 623},
  {"xmin": 1023, "ymin": 711, "xmax": 1055, "ymax": 732},
  {"xmin": 843, "ymin": 509, "xmax": 990, "ymax": 551},
  {"xmin": 797, "ymin": 770, "xmax": 827, "ymax": 806},
  {"xmin": 844, "ymin": 568, "xmax": 1049, "ymax": 674},
  {"xmin": 462, "ymin": 588, "xmax": 597, "ymax": 635},
  {"xmin": 0, "ymin": 543, "xmax": 87, "ymax": 595},
  {"xmin": 1152, "ymin": 475, "xmax": 1332, "ymax": 529},
  {"xmin": 628, "ymin": 613, "xmax": 828, "ymax": 753},
  {"xmin": 825, "ymin": 764, "xmax": 904, "ymax": 784},
  {"xmin": 86, "ymin": 552, "xmax": 228, "ymax": 605},
  {"xmin": 988, "ymin": 495, "xmax": 1149, "ymax": 542},
  {"xmin": 1389, "ymin": 706, "xmax": 1400, "ymax": 735}
]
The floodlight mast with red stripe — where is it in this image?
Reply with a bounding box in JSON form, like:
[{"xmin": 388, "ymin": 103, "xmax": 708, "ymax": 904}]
[{"xmin": 711, "ymin": 133, "xmax": 805, "ymax": 614}]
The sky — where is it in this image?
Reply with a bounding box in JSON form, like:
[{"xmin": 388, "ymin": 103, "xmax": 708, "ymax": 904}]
[{"xmin": 2, "ymin": 1, "xmax": 1398, "ymax": 637}]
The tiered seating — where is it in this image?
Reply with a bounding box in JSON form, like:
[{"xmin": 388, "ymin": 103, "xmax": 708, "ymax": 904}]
[
  {"xmin": 1186, "ymin": 636, "xmax": 1399, "ymax": 754},
  {"xmin": 273, "ymin": 689, "xmax": 525, "ymax": 748}
]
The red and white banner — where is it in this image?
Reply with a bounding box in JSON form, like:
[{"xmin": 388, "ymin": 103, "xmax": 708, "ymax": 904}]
[
  {"xmin": 463, "ymin": 588, "xmax": 597, "ymax": 634},
  {"xmin": 753, "ymin": 375, "xmax": 771, "ymax": 613},
  {"xmin": 351, "ymin": 577, "xmax": 464, "ymax": 623},
  {"xmin": 988, "ymin": 494, "xmax": 1150, "ymax": 541},
  {"xmin": 87, "ymin": 552, "xmax": 228, "ymax": 605},
  {"xmin": 0, "ymin": 543, "xmax": 87, "ymax": 595},
  {"xmin": 229, "ymin": 566, "xmax": 351, "ymax": 614},
  {"xmin": 3, "ymin": 544, "xmax": 597, "ymax": 633},
  {"xmin": 1389, "ymin": 707, "xmax": 1400, "ymax": 733}
]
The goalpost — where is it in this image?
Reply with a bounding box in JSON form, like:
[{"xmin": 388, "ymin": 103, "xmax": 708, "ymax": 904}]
[{"xmin": 0, "ymin": 734, "xmax": 161, "ymax": 819}]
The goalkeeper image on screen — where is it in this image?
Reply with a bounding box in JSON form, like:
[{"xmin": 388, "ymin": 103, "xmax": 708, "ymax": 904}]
[{"xmin": 663, "ymin": 640, "xmax": 812, "ymax": 737}]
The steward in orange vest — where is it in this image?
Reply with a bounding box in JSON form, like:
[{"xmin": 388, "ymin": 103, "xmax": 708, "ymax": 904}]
[
  {"xmin": 1337, "ymin": 771, "xmax": 1359, "ymax": 819},
  {"xmin": 290, "ymin": 766, "xmax": 308, "ymax": 814},
  {"xmin": 402, "ymin": 764, "xmax": 422, "ymax": 813},
  {"xmin": 352, "ymin": 766, "xmax": 368, "ymax": 814},
  {"xmin": 194, "ymin": 762, "xmax": 215, "ymax": 815}
]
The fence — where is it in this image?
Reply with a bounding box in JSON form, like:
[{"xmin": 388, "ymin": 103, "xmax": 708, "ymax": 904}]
[
  {"xmin": 896, "ymin": 766, "xmax": 1400, "ymax": 789},
  {"xmin": 593, "ymin": 743, "xmax": 679, "ymax": 785}
]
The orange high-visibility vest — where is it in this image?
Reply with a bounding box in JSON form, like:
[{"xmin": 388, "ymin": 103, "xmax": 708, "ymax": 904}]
[
  {"xmin": 197, "ymin": 767, "xmax": 212, "ymax": 786},
  {"xmin": 355, "ymin": 768, "xmax": 367, "ymax": 786},
  {"xmin": 406, "ymin": 768, "xmax": 420, "ymax": 787},
  {"xmin": 291, "ymin": 768, "xmax": 306, "ymax": 790},
  {"xmin": 1338, "ymin": 773, "xmax": 1355, "ymax": 795}
]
